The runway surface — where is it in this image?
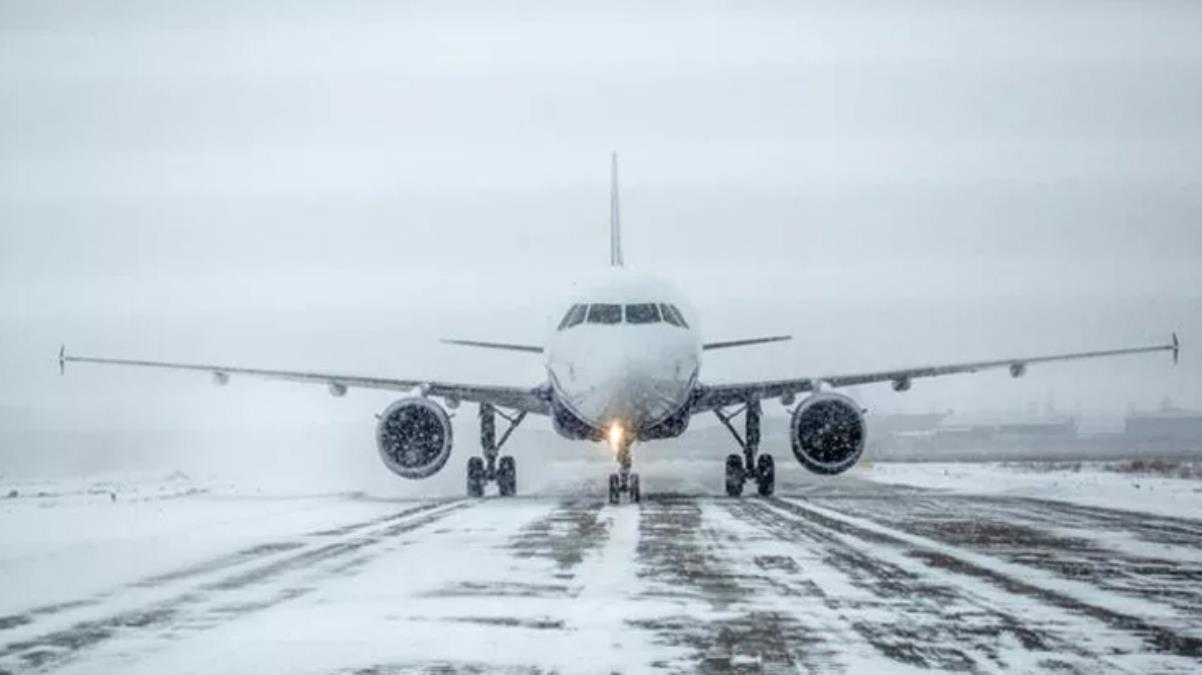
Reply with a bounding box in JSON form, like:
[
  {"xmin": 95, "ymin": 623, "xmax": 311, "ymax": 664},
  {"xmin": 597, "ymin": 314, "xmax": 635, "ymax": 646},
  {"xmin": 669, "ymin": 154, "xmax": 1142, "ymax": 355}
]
[{"xmin": 2, "ymin": 463, "xmax": 1201, "ymax": 674}]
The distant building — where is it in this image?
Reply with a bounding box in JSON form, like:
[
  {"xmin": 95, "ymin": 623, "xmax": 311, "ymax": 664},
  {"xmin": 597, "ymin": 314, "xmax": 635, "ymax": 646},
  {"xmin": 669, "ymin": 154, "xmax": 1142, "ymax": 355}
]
[
  {"xmin": 869, "ymin": 412, "xmax": 951, "ymax": 436},
  {"xmin": 1125, "ymin": 408, "xmax": 1202, "ymax": 443},
  {"xmin": 869, "ymin": 411, "xmax": 1079, "ymax": 459},
  {"xmin": 868, "ymin": 403, "xmax": 1202, "ymax": 461},
  {"xmin": 996, "ymin": 418, "xmax": 1078, "ymax": 439}
]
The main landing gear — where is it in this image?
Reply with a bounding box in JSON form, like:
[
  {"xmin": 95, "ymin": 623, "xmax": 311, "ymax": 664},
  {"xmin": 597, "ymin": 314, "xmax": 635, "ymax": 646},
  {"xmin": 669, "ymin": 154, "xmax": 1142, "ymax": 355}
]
[
  {"xmin": 467, "ymin": 403, "xmax": 526, "ymax": 498},
  {"xmin": 714, "ymin": 399, "xmax": 775, "ymax": 497},
  {"xmin": 608, "ymin": 437, "xmax": 641, "ymax": 505}
]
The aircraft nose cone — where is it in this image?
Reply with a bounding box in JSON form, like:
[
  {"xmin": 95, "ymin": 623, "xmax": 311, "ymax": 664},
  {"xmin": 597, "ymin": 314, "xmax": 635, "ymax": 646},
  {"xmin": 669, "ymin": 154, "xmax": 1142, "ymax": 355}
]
[
  {"xmin": 583, "ymin": 354, "xmax": 687, "ymax": 427},
  {"xmin": 553, "ymin": 334, "xmax": 694, "ymax": 433}
]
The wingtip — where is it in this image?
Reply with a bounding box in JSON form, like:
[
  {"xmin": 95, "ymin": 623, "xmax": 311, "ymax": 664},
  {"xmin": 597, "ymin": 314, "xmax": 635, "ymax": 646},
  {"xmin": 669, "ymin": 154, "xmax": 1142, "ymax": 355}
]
[
  {"xmin": 1172, "ymin": 331, "xmax": 1180, "ymax": 365},
  {"xmin": 58, "ymin": 344, "xmax": 66, "ymax": 375}
]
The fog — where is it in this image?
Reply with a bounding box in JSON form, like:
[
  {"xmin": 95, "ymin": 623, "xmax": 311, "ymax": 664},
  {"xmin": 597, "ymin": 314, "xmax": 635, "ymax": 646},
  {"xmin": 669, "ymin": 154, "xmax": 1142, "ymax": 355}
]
[{"xmin": 1, "ymin": 1, "xmax": 1199, "ymax": 480}]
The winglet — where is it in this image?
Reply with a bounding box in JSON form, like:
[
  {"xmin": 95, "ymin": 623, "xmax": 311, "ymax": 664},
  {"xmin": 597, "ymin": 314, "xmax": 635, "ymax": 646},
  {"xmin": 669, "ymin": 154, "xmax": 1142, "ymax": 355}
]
[
  {"xmin": 58, "ymin": 344, "xmax": 66, "ymax": 375},
  {"xmin": 610, "ymin": 152, "xmax": 623, "ymax": 268},
  {"xmin": 1172, "ymin": 332, "xmax": 1180, "ymax": 365}
]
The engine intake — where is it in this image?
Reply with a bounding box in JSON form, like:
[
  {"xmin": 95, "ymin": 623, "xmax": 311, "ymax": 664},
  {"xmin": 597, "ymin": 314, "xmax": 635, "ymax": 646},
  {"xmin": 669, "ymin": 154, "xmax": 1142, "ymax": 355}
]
[
  {"xmin": 375, "ymin": 397, "xmax": 453, "ymax": 479},
  {"xmin": 790, "ymin": 392, "xmax": 866, "ymax": 475}
]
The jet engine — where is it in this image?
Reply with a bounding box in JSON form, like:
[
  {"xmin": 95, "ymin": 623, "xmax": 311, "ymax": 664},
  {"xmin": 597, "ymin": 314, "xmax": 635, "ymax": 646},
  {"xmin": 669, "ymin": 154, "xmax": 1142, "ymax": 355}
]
[
  {"xmin": 375, "ymin": 397, "xmax": 453, "ymax": 479},
  {"xmin": 790, "ymin": 392, "xmax": 866, "ymax": 475}
]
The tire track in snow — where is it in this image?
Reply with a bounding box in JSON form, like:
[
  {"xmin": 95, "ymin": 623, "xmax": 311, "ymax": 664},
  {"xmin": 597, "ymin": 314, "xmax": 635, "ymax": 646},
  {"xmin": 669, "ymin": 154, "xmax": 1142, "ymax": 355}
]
[
  {"xmin": 0, "ymin": 499, "xmax": 469, "ymax": 674},
  {"xmin": 416, "ymin": 497, "xmax": 611, "ymax": 605},
  {"xmin": 0, "ymin": 500, "xmax": 446, "ymax": 638},
  {"xmin": 767, "ymin": 496, "xmax": 1202, "ymax": 667},
  {"xmin": 809, "ymin": 490, "xmax": 1202, "ymax": 629},
  {"xmin": 726, "ymin": 498, "xmax": 1096, "ymax": 674},
  {"xmin": 508, "ymin": 497, "xmax": 611, "ymax": 578},
  {"xmin": 344, "ymin": 498, "xmax": 610, "ymax": 675},
  {"xmin": 628, "ymin": 495, "xmax": 836, "ymax": 674},
  {"xmin": 944, "ymin": 495, "xmax": 1202, "ymax": 550}
]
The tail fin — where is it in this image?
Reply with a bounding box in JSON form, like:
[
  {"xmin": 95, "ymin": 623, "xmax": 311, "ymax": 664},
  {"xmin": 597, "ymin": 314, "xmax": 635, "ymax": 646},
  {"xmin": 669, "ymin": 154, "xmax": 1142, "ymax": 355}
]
[{"xmin": 610, "ymin": 152, "xmax": 623, "ymax": 267}]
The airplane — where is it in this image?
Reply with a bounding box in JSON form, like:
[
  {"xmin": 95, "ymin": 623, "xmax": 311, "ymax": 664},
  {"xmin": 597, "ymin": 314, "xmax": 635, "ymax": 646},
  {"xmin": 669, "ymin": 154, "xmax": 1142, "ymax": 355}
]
[{"xmin": 59, "ymin": 154, "xmax": 1180, "ymax": 504}]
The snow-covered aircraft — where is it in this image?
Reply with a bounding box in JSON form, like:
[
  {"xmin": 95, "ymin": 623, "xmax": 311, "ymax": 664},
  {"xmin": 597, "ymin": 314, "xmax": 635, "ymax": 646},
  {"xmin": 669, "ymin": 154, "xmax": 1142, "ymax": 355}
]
[{"xmin": 60, "ymin": 155, "xmax": 1180, "ymax": 504}]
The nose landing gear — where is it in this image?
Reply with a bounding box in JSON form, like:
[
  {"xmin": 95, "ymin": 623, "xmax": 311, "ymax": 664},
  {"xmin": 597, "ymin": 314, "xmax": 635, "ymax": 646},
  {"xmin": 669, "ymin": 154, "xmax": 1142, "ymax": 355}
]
[
  {"xmin": 608, "ymin": 438, "xmax": 641, "ymax": 505},
  {"xmin": 715, "ymin": 399, "xmax": 775, "ymax": 497},
  {"xmin": 468, "ymin": 403, "xmax": 526, "ymax": 497}
]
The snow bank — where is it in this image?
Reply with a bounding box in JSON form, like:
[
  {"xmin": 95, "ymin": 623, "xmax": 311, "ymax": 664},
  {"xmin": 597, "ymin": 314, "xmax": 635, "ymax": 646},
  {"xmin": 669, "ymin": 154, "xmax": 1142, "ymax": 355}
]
[{"xmin": 860, "ymin": 461, "xmax": 1202, "ymax": 520}]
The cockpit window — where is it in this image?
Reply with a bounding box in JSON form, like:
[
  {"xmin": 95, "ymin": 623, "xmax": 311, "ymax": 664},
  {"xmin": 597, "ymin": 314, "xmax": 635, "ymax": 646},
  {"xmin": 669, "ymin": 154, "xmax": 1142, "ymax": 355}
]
[
  {"xmin": 586, "ymin": 303, "xmax": 622, "ymax": 324},
  {"xmin": 567, "ymin": 302, "xmax": 682, "ymax": 328},
  {"xmin": 659, "ymin": 304, "xmax": 679, "ymax": 326},
  {"xmin": 558, "ymin": 304, "xmax": 587, "ymax": 330},
  {"xmin": 659, "ymin": 303, "xmax": 689, "ymax": 328},
  {"xmin": 669, "ymin": 305, "xmax": 690, "ymax": 327},
  {"xmin": 625, "ymin": 303, "xmax": 660, "ymax": 324}
]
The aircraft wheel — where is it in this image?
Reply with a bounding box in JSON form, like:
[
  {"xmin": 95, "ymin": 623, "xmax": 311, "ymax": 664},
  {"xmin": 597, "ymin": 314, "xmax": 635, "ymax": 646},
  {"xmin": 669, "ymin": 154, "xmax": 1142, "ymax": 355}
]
[
  {"xmin": 608, "ymin": 473, "xmax": 621, "ymax": 505},
  {"xmin": 724, "ymin": 454, "xmax": 745, "ymax": 497},
  {"xmin": 467, "ymin": 457, "xmax": 485, "ymax": 497},
  {"xmin": 629, "ymin": 473, "xmax": 641, "ymax": 503},
  {"xmin": 756, "ymin": 454, "xmax": 775, "ymax": 497},
  {"xmin": 497, "ymin": 456, "xmax": 517, "ymax": 497}
]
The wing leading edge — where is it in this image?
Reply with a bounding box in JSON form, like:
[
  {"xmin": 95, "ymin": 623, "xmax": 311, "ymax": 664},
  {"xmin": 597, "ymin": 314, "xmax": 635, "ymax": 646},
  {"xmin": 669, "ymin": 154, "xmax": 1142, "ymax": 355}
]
[
  {"xmin": 703, "ymin": 335, "xmax": 792, "ymax": 350},
  {"xmin": 58, "ymin": 347, "xmax": 549, "ymax": 414},
  {"xmin": 440, "ymin": 339, "xmax": 543, "ymax": 353},
  {"xmin": 692, "ymin": 333, "xmax": 1179, "ymax": 412}
]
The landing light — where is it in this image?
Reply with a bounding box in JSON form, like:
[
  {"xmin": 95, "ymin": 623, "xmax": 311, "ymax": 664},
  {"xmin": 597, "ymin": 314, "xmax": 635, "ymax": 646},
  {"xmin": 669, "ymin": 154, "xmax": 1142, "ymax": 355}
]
[{"xmin": 608, "ymin": 422, "xmax": 624, "ymax": 449}]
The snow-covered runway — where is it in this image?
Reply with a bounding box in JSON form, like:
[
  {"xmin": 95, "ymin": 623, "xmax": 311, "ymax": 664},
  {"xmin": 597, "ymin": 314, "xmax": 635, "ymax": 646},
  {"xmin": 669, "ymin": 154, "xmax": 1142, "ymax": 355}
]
[{"xmin": 2, "ymin": 464, "xmax": 1201, "ymax": 674}]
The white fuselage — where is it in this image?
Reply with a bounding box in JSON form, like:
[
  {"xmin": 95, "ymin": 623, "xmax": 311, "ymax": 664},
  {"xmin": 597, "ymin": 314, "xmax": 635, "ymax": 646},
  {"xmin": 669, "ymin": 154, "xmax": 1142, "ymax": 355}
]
[{"xmin": 544, "ymin": 270, "xmax": 702, "ymax": 437}]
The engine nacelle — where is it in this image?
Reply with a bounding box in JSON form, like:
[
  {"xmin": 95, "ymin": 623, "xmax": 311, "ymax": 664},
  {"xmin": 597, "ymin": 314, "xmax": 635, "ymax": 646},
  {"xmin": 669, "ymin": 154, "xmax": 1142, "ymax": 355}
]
[
  {"xmin": 790, "ymin": 392, "xmax": 866, "ymax": 475},
  {"xmin": 375, "ymin": 397, "xmax": 453, "ymax": 479}
]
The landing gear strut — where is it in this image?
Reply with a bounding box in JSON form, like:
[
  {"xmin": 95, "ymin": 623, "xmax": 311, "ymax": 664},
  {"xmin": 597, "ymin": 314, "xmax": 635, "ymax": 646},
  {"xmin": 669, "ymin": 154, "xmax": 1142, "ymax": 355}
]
[
  {"xmin": 714, "ymin": 399, "xmax": 774, "ymax": 497},
  {"xmin": 608, "ymin": 438, "xmax": 641, "ymax": 505},
  {"xmin": 467, "ymin": 403, "xmax": 526, "ymax": 497}
]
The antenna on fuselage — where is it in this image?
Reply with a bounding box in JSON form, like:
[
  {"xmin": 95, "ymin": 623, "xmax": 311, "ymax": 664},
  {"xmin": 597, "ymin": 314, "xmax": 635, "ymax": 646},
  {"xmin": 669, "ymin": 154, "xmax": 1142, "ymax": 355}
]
[{"xmin": 610, "ymin": 152, "xmax": 623, "ymax": 268}]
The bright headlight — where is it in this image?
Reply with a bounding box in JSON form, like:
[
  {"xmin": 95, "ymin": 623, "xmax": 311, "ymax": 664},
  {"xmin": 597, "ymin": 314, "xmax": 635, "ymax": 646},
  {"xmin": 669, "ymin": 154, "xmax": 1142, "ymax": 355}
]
[{"xmin": 608, "ymin": 421, "xmax": 624, "ymax": 449}]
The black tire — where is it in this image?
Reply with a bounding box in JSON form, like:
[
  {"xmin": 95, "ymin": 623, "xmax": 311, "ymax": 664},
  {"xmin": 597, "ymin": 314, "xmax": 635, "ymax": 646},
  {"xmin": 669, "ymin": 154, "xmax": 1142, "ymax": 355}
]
[
  {"xmin": 724, "ymin": 454, "xmax": 745, "ymax": 497},
  {"xmin": 608, "ymin": 473, "xmax": 621, "ymax": 505},
  {"xmin": 756, "ymin": 454, "xmax": 775, "ymax": 497},
  {"xmin": 466, "ymin": 457, "xmax": 485, "ymax": 497},
  {"xmin": 497, "ymin": 456, "xmax": 516, "ymax": 497},
  {"xmin": 629, "ymin": 473, "xmax": 641, "ymax": 503}
]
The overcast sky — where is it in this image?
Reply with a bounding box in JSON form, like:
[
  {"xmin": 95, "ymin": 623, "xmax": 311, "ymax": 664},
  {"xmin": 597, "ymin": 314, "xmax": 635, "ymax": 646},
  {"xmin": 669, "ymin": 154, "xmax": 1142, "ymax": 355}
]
[{"xmin": 1, "ymin": 1, "xmax": 1199, "ymax": 476}]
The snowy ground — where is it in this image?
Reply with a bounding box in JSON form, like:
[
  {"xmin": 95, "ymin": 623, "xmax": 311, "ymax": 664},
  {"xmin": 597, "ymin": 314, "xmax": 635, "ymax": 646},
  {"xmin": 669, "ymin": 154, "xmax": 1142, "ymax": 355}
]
[
  {"xmin": 863, "ymin": 460, "xmax": 1202, "ymax": 520},
  {"xmin": 2, "ymin": 459, "xmax": 1201, "ymax": 674}
]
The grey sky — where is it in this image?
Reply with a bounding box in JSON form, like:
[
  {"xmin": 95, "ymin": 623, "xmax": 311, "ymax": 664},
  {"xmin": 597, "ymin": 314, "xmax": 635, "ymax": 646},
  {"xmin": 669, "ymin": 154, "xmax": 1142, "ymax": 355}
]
[{"xmin": 1, "ymin": 1, "xmax": 1199, "ymax": 475}]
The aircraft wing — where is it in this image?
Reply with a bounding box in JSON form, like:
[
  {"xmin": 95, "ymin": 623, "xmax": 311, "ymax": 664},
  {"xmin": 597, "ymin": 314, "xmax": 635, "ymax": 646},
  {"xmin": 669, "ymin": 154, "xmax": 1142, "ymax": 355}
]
[
  {"xmin": 692, "ymin": 334, "xmax": 1179, "ymax": 412},
  {"xmin": 58, "ymin": 347, "xmax": 550, "ymax": 414},
  {"xmin": 702, "ymin": 335, "xmax": 791, "ymax": 350},
  {"xmin": 440, "ymin": 339, "xmax": 543, "ymax": 353}
]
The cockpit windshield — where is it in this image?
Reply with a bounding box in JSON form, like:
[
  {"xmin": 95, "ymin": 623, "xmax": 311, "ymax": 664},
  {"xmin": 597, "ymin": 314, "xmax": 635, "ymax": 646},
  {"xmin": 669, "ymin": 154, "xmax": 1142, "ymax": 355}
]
[
  {"xmin": 558, "ymin": 302, "xmax": 687, "ymax": 330},
  {"xmin": 625, "ymin": 303, "xmax": 660, "ymax": 324},
  {"xmin": 558, "ymin": 304, "xmax": 587, "ymax": 330},
  {"xmin": 586, "ymin": 303, "xmax": 623, "ymax": 324},
  {"xmin": 660, "ymin": 303, "xmax": 689, "ymax": 328}
]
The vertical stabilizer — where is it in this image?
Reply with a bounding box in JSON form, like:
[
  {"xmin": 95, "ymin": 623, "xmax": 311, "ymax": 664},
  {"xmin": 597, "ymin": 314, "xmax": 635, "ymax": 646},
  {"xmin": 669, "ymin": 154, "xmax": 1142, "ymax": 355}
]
[{"xmin": 610, "ymin": 152, "xmax": 623, "ymax": 267}]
